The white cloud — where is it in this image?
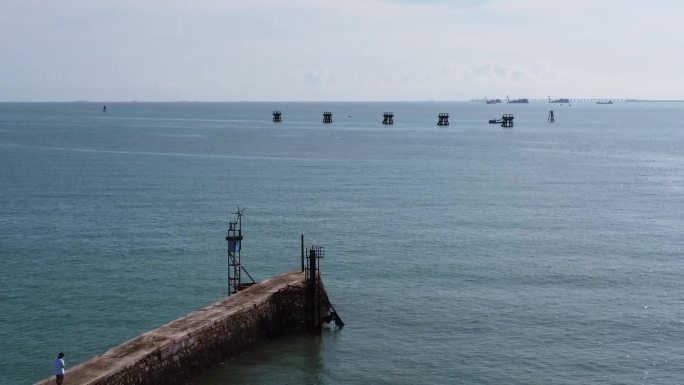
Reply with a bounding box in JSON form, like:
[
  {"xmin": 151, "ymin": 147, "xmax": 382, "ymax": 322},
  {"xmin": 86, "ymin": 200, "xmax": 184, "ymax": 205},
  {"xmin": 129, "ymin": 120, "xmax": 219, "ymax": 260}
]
[
  {"xmin": 303, "ymin": 70, "xmax": 339, "ymax": 85},
  {"xmin": 0, "ymin": 0, "xmax": 682, "ymax": 100}
]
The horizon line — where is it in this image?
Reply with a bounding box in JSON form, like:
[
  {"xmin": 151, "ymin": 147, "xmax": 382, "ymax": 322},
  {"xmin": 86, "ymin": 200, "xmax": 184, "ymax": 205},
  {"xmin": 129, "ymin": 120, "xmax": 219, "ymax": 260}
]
[{"xmin": 2, "ymin": 99, "xmax": 684, "ymax": 103}]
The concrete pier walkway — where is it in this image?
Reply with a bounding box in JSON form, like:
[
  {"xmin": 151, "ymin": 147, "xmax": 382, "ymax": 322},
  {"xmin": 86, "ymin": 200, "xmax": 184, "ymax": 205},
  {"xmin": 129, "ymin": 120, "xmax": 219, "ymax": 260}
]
[{"xmin": 34, "ymin": 271, "xmax": 312, "ymax": 385}]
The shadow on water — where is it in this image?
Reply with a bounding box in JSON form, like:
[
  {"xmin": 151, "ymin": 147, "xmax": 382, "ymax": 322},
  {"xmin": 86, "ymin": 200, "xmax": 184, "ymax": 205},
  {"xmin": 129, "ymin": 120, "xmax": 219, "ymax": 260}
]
[{"xmin": 191, "ymin": 333, "xmax": 324, "ymax": 385}]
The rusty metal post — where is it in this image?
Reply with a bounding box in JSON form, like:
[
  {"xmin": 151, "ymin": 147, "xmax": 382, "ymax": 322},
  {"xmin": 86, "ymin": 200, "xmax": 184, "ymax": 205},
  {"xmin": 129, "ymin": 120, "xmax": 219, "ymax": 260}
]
[
  {"xmin": 306, "ymin": 247, "xmax": 320, "ymax": 334},
  {"xmin": 301, "ymin": 234, "xmax": 304, "ymax": 272}
]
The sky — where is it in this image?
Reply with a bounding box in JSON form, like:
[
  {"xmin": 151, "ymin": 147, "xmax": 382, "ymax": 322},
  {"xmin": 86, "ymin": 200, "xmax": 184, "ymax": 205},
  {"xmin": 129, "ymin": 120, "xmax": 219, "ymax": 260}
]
[{"xmin": 1, "ymin": 0, "xmax": 682, "ymax": 101}]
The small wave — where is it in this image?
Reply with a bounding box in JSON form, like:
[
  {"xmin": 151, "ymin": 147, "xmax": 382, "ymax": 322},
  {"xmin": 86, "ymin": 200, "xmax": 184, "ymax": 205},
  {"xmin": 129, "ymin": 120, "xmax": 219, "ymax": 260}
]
[
  {"xmin": 151, "ymin": 133, "xmax": 205, "ymax": 138},
  {"xmin": 0, "ymin": 142, "xmax": 345, "ymax": 163}
]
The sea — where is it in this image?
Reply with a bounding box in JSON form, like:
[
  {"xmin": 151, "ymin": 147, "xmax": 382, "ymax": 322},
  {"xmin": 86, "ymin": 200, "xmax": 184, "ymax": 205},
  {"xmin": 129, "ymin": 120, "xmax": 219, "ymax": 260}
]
[{"xmin": 2, "ymin": 101, "xmax": 684, "ymax": 385}]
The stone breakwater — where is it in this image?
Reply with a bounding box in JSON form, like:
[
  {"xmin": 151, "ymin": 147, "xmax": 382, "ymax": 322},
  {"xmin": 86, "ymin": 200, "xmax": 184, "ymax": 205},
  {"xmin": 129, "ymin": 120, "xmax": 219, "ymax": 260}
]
[{"xmin": 35, "ymin": 270, "xmax": 329, "ymax": 385}]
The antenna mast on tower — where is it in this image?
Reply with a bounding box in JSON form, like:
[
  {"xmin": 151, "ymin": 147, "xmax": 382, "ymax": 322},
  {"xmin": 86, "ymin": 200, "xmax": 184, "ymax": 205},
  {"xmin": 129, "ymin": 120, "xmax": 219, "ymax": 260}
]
[{"xmin": 226, "ymin": 206, "xmax": 255, "ymax": 296}]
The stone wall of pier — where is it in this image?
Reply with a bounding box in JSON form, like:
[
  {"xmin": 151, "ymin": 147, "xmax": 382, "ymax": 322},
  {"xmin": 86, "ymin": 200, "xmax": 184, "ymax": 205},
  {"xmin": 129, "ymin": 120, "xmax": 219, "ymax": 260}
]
[{"xmin": 34, "ymin": 271, "xmax": 326, "ymax": 385}]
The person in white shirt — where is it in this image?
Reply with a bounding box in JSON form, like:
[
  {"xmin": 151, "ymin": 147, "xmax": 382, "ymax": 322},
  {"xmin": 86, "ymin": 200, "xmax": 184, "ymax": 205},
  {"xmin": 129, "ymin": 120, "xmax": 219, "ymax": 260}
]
[{"xmin": 53, "ymin": 352, "xmax": 65, "ymax": 385}]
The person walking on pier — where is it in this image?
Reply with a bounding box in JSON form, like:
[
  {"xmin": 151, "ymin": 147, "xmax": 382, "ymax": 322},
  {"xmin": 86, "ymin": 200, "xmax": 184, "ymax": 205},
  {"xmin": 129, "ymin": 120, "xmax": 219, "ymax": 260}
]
[{"xmin": 53, "ymin": 352, "xmax": 65, "ymax": 385}]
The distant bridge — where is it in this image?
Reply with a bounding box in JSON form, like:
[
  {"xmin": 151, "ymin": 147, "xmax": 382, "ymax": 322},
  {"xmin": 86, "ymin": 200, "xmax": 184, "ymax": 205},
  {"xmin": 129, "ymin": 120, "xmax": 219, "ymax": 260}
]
[
  {"xmin": 527, "ymin": 98, "xmax": 626, "ymax": 103},
  {"xmin": 476, "ymin": 98, "xmax": 684, "ymax": 103}
]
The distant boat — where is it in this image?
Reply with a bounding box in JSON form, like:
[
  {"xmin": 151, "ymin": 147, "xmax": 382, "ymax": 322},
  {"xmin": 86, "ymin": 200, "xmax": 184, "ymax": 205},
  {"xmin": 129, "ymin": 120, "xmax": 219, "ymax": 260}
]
[
  {"xmin": 485, "ymin": 98, "xmax": 502, "ymax": 104},
  {"xmin": 507, "ymin": 96, "xmax": 529, "ymax": 104},
  {"xmin": 548, "ymin": 96, "xmax": 570, "ymax": 103},
  {"xmin": 596, "ymin": 100, "xmax": 613, "ymax": 104}
]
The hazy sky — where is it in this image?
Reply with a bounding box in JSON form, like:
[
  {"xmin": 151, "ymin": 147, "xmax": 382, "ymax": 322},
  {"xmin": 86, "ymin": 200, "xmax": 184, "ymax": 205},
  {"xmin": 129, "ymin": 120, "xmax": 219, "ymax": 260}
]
[{"xmin": 1, "ymin": 0, "xmax": 682, "ymax": 101}]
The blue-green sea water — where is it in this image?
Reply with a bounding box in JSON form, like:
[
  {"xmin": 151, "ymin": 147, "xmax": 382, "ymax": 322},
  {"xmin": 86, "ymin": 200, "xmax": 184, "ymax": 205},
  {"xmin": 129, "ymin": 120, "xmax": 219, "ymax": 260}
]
[{"xmin": 2, "ymin": 102, "xmax": 684, "ymax": 384}]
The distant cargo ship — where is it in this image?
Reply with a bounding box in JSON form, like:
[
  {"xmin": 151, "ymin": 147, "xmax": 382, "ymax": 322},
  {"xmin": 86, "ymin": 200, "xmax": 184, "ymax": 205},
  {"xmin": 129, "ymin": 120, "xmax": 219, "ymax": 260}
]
[
  {"xmin": 548, "ymin": 96, "xmax": 570, "ymax": 103},
  {"xmin": 485, "ymin": 98, "xmax": 502, "ymax": 104},
  {"xmin": 596, "ymin": 100, "xmax": 613, "ymax": 104},
  {"xmin": 507, "ymin": 96, "xmax": 529, "ymax": 104}
]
